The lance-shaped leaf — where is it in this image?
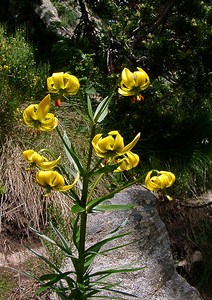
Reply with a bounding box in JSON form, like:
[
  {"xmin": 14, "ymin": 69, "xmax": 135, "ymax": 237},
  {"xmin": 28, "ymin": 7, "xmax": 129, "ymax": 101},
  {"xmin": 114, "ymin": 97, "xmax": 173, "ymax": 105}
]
[
  {"xmin": 56, "ymin": 128, "xmax": 84, "ymax": 176},
  {"xmin": 87, "ymin": 285, "xmax": 139, "ymax": 299},
  {"xmin": 93, "ymin": 204, "xmax": 134, "ymax": 212},
  {"xmin": 93, "ymin": 75, "xmax": 121, "ymax": 123},
  {"xmin": 29, "ymin": 226, "xmax": 57, "ymax": 245},
  {"xmin": 89, "ymin": 161, "xmax": 122, "ymax": 178},
  {"xmin": 87, "ymin": 95, "xmax": 94, "ymax": 121},
  {"xmin": 37, "ymin": 271, "xmax": 75, "ymax": 294},
  {"xmin": 25, "ymin": 246, "xmax": 62, "ymax": 273},
  {"xmin": 71, "ymin": 215, "xmax": 80, "ymax": 250},
  {"xmin": 86, "ymin": 194, "xmax": 115, "ymax": 213},
  {"xmin": 85, "ymin": 280, "xmax": 137, "ymax": 299},
  {"xmin": 83, "ymin": 232, "xmax": 130, "ymax": 270},
  {"xmin": 49, "ymin": 222, "xmax": 71, "ymax": 252},
  {"xmin": 63, "ymin": 131, "xmax": 83, "ymax": 173},
  {"xmin": 29, "ymin": 226, "xmax": 78, "ymax": 270},
  {"xmin": 93, "ymin": 96, "xmax": 111, "ymax": 123},
  {"xmin": 86, "ymin": 173, "xmax": 146, "ymax": 212},
  {"xmin": 71, "ymin": 203, "xmax": 85, "ymax": 213},
  {"xmin": 90, "ymin": 266, "xmax": 144, "ymax": 277}
]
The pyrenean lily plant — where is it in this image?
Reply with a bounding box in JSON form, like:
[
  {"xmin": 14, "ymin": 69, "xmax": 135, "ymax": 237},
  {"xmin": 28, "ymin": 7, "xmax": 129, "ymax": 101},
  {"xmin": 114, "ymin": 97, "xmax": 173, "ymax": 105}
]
[{"xmin": 20, "ymin": 68, "xmax": 175, "ymax": 299}]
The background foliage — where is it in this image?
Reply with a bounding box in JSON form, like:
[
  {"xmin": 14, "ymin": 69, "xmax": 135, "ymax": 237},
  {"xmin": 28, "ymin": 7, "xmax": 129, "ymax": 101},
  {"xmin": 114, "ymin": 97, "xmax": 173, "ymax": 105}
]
[
  {"xmin": 0, "ymin": 25, "xmax": 49, "ymax": 142},
  {"xmin": 44, "ymin": 0, "xmax": 212, "ymax": 198}
]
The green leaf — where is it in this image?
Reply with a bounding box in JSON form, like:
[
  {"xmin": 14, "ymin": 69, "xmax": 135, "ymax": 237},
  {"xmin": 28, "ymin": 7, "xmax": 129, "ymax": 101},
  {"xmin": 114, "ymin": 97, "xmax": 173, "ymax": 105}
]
[
  {"xmin": 93, "ymin": 96, "xmax": 111, "ymax": 123},
  {"xmin": 36, "ymin": 284, "xmax": 52, "ymax": 294},
  {"xmin": 71, "ymin": 215, "xmax": 80, "ymax": 250},
  {"xmin": 25, "ymin": 246, "xmax": 62, "ymax": 273},
  {"xmin": 86, "ymin": 195, "xmax": 114, "ymax": 213},
  {"xmin": 71, "ymin": 203, "xmax": 85, "ymax": 213},
  {"xmin": 39, "ymin": 271, "xmax": 75, "ymax": 285},
  {"xmin": 83, "ymin": 232, "xmax": 130, "ymax": 269},
  {"xmin": 8, "ymin": 266, "xmax": 39, "ymax": 282},
  {"xmin": 86, "ymin": 282, "xmax": 139, "ymax": 299},
  {"xmin": 49, "ymin": 222, "xmax": 71, "ymax": 252},
  {"xmin": 63, "ymin": 131, "xmax": 84, "ymax": 174},
  {"xmin": 90, "ymin": 266, "xmax": 144, "ymax": 277},
  {"xmin": 37, "ymin": 272, "xmax": 75, "ymax": 293},
  {"xmin": 31, "ymin": 225, "xmax": 78, "ymax": 263},
  {"xmin": 91, "ymin": 297, "xmax": 129, "ymax": 299},
  {"xmin": 93, "ymin": 204, "xmax": 134, "ymax": 212},
  {"xmin": 85, "ymin": 85, "xmax": 96, "ymax": 95},
  {"xmin": 89, "ymin": 162, "xmax": 121, "ymax": 177},
  {"xmin": 87, "ymin": 95, "xmax": 94, "ymax": 121},
  {"xmin": 29, "ymin": 226, "xmax": 56, "ymax": 245},
  {"xmin": 36, "ymin": 274, "xmax": 73, "ymax": 295},
  {"xmin": 99, "ymin": 240, "xmax": 135, "ymax": 254},
  {"xmin": 56, "ymin": 128, "xmax": 84, "ymax": 176},
  {"xmin": 86, "ymin": 173, "xmax": 147, "ymax": 212},
  {"xmin": 94, "ymin": 287, "xmax": 139, "ymax": 298}
]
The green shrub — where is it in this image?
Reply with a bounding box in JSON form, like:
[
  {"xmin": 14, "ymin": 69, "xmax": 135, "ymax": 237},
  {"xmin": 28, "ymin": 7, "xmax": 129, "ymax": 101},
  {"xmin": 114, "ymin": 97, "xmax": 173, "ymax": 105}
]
[{"xmin": 0, "ymin": 25, "xmax": 49, "ymax": 142}]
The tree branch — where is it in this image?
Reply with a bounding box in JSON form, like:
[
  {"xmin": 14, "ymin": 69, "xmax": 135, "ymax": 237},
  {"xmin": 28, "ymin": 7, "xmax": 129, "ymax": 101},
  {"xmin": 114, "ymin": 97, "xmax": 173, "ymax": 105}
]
[{"xmin": 133, "ymin": 0, "xmax": 178, "ymax": 46}]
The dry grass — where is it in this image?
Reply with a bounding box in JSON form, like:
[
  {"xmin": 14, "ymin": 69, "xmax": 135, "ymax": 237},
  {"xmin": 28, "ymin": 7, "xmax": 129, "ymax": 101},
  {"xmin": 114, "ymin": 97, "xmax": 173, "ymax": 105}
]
[
  {"xmin": 0, "ymin": 137, "xmax": 71, "ymax": 240},
  {"xmin": 0, "ymin": 105, "xmax": 109, "ymax": 247}
]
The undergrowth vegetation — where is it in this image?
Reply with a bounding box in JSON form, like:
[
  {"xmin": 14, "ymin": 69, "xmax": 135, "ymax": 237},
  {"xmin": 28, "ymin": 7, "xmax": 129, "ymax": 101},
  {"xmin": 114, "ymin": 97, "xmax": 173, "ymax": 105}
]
[{"xmin": 0, "ymin": 25, "xmax": 49, "ymax": 142}]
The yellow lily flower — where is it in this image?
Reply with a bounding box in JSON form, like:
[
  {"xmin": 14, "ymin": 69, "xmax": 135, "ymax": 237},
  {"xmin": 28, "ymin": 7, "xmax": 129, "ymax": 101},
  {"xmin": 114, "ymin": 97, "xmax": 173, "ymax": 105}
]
[
  {"xmin": 145, "ymin": 170, "xmax": 176, "ymax": 200},
  {"xmin": 36, "ymin": 170, "xmax": 79, "ymax": 194},
  {"xmin": 118, "ymin": 67, "xmax": 150, "ymax": 99},
  {"xmin": 23, "ymin": 94, "xmax": 58, "ymax": 131},
  {"xmin": 114, "ymin": 151, "xmax": 140, "ymax": 172},
  {"xmin": 92, "ymin": 130, "xmax": 140, "ymax": 158},
  {"xmin": 47, "ymin": 72, "xmax": 80, "ymax": 96},
  {"xmin": 23, "ymin": 149, "xmax": 60, "ymax": 170}
]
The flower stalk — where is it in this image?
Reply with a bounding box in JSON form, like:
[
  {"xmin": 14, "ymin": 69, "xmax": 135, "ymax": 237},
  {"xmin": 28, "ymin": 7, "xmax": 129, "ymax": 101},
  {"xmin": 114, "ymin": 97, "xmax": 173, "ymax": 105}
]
[{"xmin": 77, "ymin": 122, "xmax": 96, "ymax": 292}]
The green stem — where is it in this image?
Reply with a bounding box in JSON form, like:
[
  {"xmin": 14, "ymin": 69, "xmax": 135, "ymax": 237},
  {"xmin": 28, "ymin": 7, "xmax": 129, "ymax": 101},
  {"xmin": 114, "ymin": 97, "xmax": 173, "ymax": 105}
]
[{"xmin": 77, "ymin": 123, "xmax": 96, "ymax": 290}]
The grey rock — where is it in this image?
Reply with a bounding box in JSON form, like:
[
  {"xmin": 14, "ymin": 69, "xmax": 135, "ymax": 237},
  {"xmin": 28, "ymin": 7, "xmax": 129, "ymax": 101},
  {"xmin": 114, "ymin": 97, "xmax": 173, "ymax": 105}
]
[
  {"xmin": 34, "ymin": 0, "xmax": 103, "ymax": 40},
  {"xmin": 34, "ymin": 0, "xmax": 76, "ymax": 38},
  {"xmin": 86, "ymin": 185, "xmax": 202, "ymax": 299}
]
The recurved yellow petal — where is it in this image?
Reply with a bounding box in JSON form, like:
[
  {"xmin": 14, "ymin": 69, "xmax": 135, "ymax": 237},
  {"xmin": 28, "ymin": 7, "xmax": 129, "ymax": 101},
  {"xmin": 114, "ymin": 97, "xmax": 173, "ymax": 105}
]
[
  {"xmin": 109, "ymin": 131, "xmax": 124, "ymax": 151},
  {"xmin": 159, "ymin": 171, "xmax": 176, "ymax": 187},
  {"xmin": 121, "ymin": 68, "xmax": 135, "ymax": 89},
  {"xmin": 145, "ymin": 170, "xmax": 176, "ymax": 192},
  {"xmin": 36, "ymin": 170, "xmax": 79, "ymax": 193},
  {"xmin": 121, "ymin": 132, "xmax": 140, "ymax": 154},
  {"xmin": 23, "ymin": 104, "xmax": 39, "ymax": 123},
  {"xmin": 36, "ymin": 94, "xmax": 51, "ymax": 121},
  {"xmin": 63, "ymin": 73, "xmax": 80, "ymax": 94},
  {"xmin": 38, "ymin": 156, "xmax": 61, "ymax": 170},
  {"xmin": 118, "ymin": 67, "xmax": 150, "ymax": 98},
  {"xmin": 23, "ymin": 149, "xmax": 47, "ymax": 164},
  {"xmin": 23, "ymin": 149, "xmax": 60, "ymax": 170},
  {"xmin": 92, "ymin": 131, "xmax": 140, "ymax": 159},
  {"xmin": 23, "ymin": 96, "xmax": 58, "ymax": 132},
  {"xmin": 134, "ymin": 67, "xmax": 150, "ymax": 90},
  {"xmin": 115, "ymin": 151, "xmax": 140, "ymax": 172},
  {"xmin": 52, "ymin": 72, "xmax": 65, "ymax": 90},
  {"xmin": 47, "ymin": 72, "xmax": 80, "ymax": 96},
  {"xmin": 59, "ymin": 173, "xmax": 80, "ymax": 191},
  {"xmin": 117, "ymin": 88, "xmax": 135, "ymax": 97}
]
